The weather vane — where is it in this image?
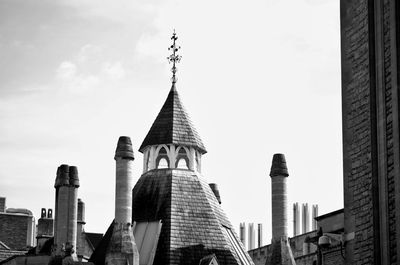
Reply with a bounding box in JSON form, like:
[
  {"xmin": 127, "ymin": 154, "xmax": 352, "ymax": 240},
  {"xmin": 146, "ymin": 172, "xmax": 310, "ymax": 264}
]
[{"xmin": 167, "ymin": 29, "xmax": 181, "ymax": 84}]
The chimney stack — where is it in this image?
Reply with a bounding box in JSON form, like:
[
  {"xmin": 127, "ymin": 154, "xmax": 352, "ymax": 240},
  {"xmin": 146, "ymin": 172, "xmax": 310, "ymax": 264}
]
[
  {"xmin": 114, "ymin": 136, "xmax": 134, "ymax": 224},
  {"xmin": 209, "ymin": 183, "xmax": 221, "ymax": 204},
  {"xmin": 293, "ymin": 203, "xmax": 300, "ymax": 236},
  {"xmin": 270, "ymin": 153, "xmax": 289, "ymax": 241},
  {"xmin": 257, "ymin": 223, "xmax": 263, "ymax": 248},
  {"xmin": 77, "ymin": 198, "xmax": 86, "ymax": 260},
  {"xmin": 312, "ymin": 204, "xmax": 318, "ymax": 230},
  {"xmin": 267, "ymin": 154, "xmax": 296, "ymax": 265},
  {"xmin": 239, "ymin": 222, "xmax": 246, "ymax": 250},
  {"xmin": 248, "ymin": 223, "xmax": 255, "ymax": 250},
  {"xmin": 68, "ymin": 166, "xmax": 79, "ymax": 257},
  {"xmin": 53, "ymin": 164, "xmax": 79, "ymax": 259},
  {"xmin": 105, "ymin": 136, "xmax": 139, "ymax": 265},
  {"xmin": 302, "ymin": 203, "xmax": 310, "ymax": 234},
  {"xmin": 36, "ymin": 208, "xmax": 54, "ymax": 253}
]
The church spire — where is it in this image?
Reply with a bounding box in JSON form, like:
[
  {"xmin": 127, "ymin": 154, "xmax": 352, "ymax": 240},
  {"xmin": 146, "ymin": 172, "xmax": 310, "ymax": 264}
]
[{"xmin": 167, "ymin": 30, "xmax": 181, "ymax": 84}]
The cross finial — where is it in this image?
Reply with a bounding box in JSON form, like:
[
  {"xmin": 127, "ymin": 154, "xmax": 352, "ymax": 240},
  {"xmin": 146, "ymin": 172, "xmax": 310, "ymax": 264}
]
[{"xmin": 167, "ymin": 29, "xmax": 181, "ymax": 84}]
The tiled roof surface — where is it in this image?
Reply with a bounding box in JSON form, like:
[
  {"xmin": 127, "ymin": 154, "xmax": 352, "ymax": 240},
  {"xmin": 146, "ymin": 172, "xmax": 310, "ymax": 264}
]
[
  {"xmin": 89, "ymin": 169, "xmax": 253, "ymax": 265},
  {"xmin": 132, "ymin": 169, "xmax": 253, "ymax": 265},
  {"xmin": 139, "ymin": 86, "xmax": 207, "ymax": 154}
]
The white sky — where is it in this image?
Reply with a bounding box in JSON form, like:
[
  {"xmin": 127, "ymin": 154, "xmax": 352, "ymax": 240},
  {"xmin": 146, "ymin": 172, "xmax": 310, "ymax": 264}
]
[{"xmin": 0, "ymin": 0, "xmax": 342, "ymax": 246}]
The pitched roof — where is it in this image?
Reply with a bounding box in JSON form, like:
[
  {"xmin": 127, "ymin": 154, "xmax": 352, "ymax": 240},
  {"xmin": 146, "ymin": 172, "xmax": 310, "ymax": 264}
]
[
  {"xmin": 139, "ymin": 85, "xmax": 207, "ymax": 154},
  {"xmin": 89, "ymin": 169, "xmax": 253, "ymax": 265}
]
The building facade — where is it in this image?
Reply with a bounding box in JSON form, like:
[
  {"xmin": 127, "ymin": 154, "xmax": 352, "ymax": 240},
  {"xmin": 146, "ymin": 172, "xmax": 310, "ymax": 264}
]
[{"xmin": 341, "ymin": 0, "xmax": 400, "ymax": 264}]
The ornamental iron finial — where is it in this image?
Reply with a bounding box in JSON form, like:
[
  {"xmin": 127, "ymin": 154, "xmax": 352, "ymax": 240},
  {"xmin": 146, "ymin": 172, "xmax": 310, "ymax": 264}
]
[{"xmin": 167, "ymin": 30, "xmax": 181, "ymax": 84}]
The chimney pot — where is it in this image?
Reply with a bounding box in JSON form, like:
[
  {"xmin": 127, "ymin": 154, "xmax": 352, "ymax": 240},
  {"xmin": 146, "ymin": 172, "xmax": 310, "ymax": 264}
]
[
  {"xmin": 115, "ymin": 136, "xmax": 134, "ymax": 160},
  {"xmin": 48, "ymin": 209, "xmax": 53, "ymax": 219},
  {"xmin": 55, "ymin": 164, "xmax": 70, "ymax": 187},
  {"xmin": 269, "ymin": 153, "xmax": 289, "ymax": 177},
  {"xmin": 41, "ymin": 208, "xmax": 46, "ymax": 218},
  {"xmin": 69, "ymin": 166, "xmax": 80, "ymax": 187}
]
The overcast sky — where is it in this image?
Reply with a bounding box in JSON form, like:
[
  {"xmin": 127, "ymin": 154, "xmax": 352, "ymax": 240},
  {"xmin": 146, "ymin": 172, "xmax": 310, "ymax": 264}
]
[{"xmin": 0, "ymin": 0, "xmax": 341, "ymax": 246}]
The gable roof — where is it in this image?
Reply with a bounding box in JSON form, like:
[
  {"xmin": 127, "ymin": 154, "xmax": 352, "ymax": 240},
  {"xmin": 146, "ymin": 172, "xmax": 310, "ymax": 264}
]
[{"xmin": 139, "ymin": 85, "xmax": 207, "ymax": 154}]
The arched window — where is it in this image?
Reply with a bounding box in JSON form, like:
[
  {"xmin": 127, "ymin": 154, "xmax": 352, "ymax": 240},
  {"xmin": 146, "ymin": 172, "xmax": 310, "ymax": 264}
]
[
  {"xmin": 156, "ymin": 147, "xmax": 169, "ymax": 169},
  {"xmin": 175, "ymin": 147, "xmax": 189, "ymax": 169}
]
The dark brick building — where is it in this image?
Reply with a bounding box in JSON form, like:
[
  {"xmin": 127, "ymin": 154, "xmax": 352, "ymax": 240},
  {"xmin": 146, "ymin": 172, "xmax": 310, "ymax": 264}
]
[
  {"xmin": 0, "ymin": 198, "xmax": 35, "ymax": 251},
  {"xmin": 341, "ymin": 0, "xmax": 400, "ymax": 264}
]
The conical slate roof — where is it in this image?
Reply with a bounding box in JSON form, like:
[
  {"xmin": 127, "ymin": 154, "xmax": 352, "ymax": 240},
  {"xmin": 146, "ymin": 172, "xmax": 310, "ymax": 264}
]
[{"xmin": 139, "ymin": 85, "xmax": 207, "ymax": 154}]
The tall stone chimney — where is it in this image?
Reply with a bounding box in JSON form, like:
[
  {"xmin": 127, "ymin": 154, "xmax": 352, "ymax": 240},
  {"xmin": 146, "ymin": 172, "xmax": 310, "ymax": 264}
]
[
  {"xmin": 53, "ymin": 164, "xmax": 79, "ymax": 260},
  {"xmin": 257, "ymin": 223, "xmax": 263, "ymax": 248},
  {"xmin": 105, "ymin": 136, "xmax": 139, "ymax": 265},
  {"xmin": 270, "ymin": 153, "xmax": 289, "ymax": 241},
  {"xmin": 248, "ymin": 223, "xmax": 255, "ymax": 250},
  {"xmin": 77, "ymin": 198, "xmax": 86, "ymax": 260},
  {"xmin": 267, "ymin": 153, "xmax": 295, "ymax": 265},
  {"xmin": 293, "ymin": 202, "xmax": 300, "ymax": 236},
  {"xmin": 239, "ymin": 222, "xmax": 246, "ymax": 249},
  {"xmin": 68, "ymin": 166, "xmax": 79, "ymax": 256},
  {"xmin": 302, "ymin": 203, "xmax": 310, "ymax": 234},
  {"xmin": 312, "ymin": 204, "xmax": 318, "ymax": 230}
]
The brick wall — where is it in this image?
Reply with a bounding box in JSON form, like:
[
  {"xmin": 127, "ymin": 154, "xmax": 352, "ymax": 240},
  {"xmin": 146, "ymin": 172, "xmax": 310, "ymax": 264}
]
[
  {"xmin": 322, "ymin": 246, "xmax": 345, "ymax": 265},
  {"xmin": 341, "ymin": 0, "xmax": 400, "ymax": 264},
  {"xmin": 341, "ymin": 0, "xmax": 376, "ymax": 264},
  {"xmin": 0, "ymin": 213, "xmax": 30, "ymax": 250}
]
